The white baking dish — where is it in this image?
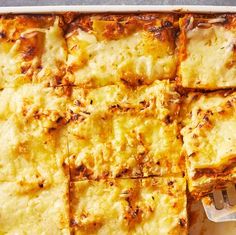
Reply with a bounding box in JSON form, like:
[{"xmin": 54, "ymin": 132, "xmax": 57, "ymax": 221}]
[
  {"xmin": 1, "ymin": 4, "xmax": 236, "ymax": 235},
  {"xmin": 0, "ymin": 5, "xmax": 235, "ymax": 14}
]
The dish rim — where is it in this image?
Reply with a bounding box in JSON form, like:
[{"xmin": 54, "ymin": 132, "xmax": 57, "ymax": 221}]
[{"xmin": 0, "ymin": 5, "xmax": 236, "ymax": 14}]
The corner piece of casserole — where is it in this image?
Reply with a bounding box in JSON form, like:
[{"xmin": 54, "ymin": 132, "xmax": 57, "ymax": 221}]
[
  {"xmin": 178, "ymin": 14, "xmax": 236, "ymax": 89},
  {"xmin": 0, "ymin": 15, "xmax": 68, "ymax": 88}
]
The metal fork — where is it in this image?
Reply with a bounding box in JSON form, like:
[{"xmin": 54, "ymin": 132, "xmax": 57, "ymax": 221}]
[{"xmin": 202, "ymin": 184, "xmax": 236, "ymax": 222}]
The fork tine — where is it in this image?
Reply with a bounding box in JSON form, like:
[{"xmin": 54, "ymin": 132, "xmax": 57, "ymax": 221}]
[
  {"xmin": 226, "ymin": 185, "xmax": 236, "ymax": 206},
  {"xmin": 213, "ymin": 190, "xmax": 224, "ymax": 210},
  {"xmin": 202, "ymin": 185, "xmax": 236, "ymax": 222}
]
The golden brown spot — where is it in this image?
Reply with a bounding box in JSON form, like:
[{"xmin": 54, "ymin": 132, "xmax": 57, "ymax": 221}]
[
  {"xmin": 74, "ymin": 163, "xmax": 94, "ymax": 179},
  {"xmin": 124, "ymin": 206, "xmax": 143, "ymax": 228},
  {"xmin": 179, "ymin": 218, "xmax": 187, "ymax": 227}
]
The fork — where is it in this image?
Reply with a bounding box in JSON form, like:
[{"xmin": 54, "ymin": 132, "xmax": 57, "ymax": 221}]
[{"xmin": 202, "ymin": 184, "xmax": 236, "ymax": 222}]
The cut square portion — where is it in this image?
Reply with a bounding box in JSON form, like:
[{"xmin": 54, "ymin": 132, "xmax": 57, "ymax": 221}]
[
  {"xmin": 180, "ymin": 90, "xmax": 236, "ymax": 198},
  {"xmin": 70, "ymin": 177, "xmax": 187, "ymax": 235},
  {"xmin": 68, "ymin": 111, "xmax": 183, "ymax": 180},
  {"xmin": 67, "ymin": 80, "xmax": 183, "ymax": 180},
  {"xmin": 0, "ymin": 180, "xmax": 70, "ymax": 234},
  {"xmin": 66, "ymin": 14, "xmax": 178, "ymax": 88},
  {"xmin": 0, "ymin": 15, "xmax": 68, "ymax": 88},
  {"xmin": 0, "ymin": 84, "xmax": 71, "ymax": 182},
  {"xmin": 178, "ymin": 14, "xmax": 236, "ymax": 89}
]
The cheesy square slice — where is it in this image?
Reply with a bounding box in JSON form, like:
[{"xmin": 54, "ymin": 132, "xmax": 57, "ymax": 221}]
[
  {"xmin": 66, "ymin": 14, "xmax": 178, "ymax": 88},
  {"xmin": 0, "ymin": 114, "xmax": 69, "ymax": 183},
  {"xmin": 70, "ymin": 177, "xmax": 187, "ymax": 235},
  {"xmin": 67, "ymin": 79, "xmax": 183, "ymax": 180},
  {"xmin": 0, "ymin": 84, "xmax": 71, "ymax": 182},
  {"xmin": 0, "ymin": 180, "xmax": 70, "ymax": 234},
  {"xmin": 68, "ymin": 110, "xmax": 183, "ymax": 180},
  {"xmin": 0, "ymin": 15, "xmax": 68, "ymax": 88},
  {"xmin": 178, "ymin": 14, "xmax": 236, "ymax": 89},
  {"xmin": 180, "ymin": 90, "xmax": 236, "ymax": 198}
]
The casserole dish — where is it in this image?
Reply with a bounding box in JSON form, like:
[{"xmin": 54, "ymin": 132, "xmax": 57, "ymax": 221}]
[{"xmin": 0, "ymin": 5, "xmax": 236, "ymax": 235}]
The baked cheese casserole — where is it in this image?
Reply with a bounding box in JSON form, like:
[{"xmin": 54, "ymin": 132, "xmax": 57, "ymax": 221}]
[{"xmin": 0, "ymin": 12, "xmax": 235, "ymax": 234}]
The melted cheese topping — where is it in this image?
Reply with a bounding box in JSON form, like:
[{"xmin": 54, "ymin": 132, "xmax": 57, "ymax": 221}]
[
  {"xmin": 0, "ymin": 83, "xmax": 70, "ymax": 233},
  {"xmin": 0, "ymin": 16, "xmax": 67, "ymax": 88},
  {"xmin": 179, "ymin": 24, "xmax": 236, "ymax": 89},
  {"xmin": 68, "ymin": 111, "xmax": 183, "ymax": 180},
  {"xmin": 0, "ymin": 115, "xmax": 70, "ymax": 234},
  {"xmin": 181, "ymin": 91, "xmax": 236, "ymax": 194},
  {"xmin": 66, "ymin": 28, "xmax": 176, "ymax": 87},
  {"xmin": 0, "ymin": 115, "xmax": 68, "ymax": 182},
  {"xmin": 0, "ymin": 181, "xmax": 70, "ymax": 234},
  {"xmin": 69, "ymin": 80, "xmax": 180, "ymax": 121},
  {"xmin": 0, "ymin": 84, "xmax": 70, "ymax": 129},
  {"xmin": 70, "ymin": 177, "xmax": 187, "ymax": 235}
]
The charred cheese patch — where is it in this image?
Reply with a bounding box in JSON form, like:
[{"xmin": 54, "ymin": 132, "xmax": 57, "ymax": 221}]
[
  {"xmin": 70, "ymin": 177, "xmax": 187, "ymax": 235},
  {"xmin": 178, "ymin": 14, "xmax": 236, "ymax": 89},
  {"xmin": 180, "ymin": 91, "xmax": 236, "ymax": 197},
  {"xmin": 67, "ymin": 80, "xmax": 183, "ymax": 180},
  {"xmin": 66, "ymin": 15, "xmax": 177, "ymax": 87},
  {"xmin": 0, "ymin": 15, "xmax": 67, "ymax": 88}
]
